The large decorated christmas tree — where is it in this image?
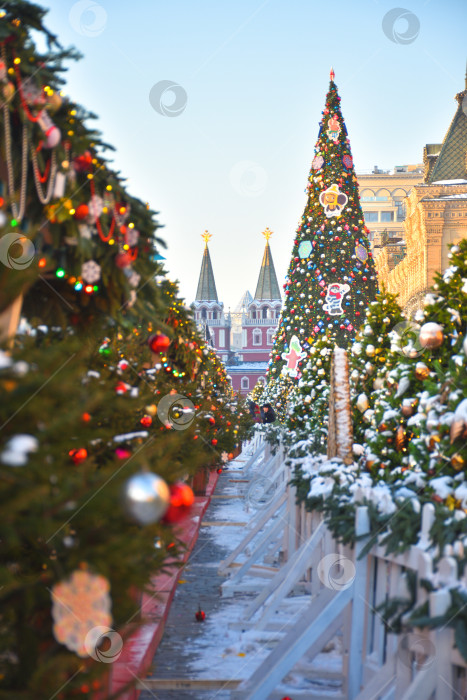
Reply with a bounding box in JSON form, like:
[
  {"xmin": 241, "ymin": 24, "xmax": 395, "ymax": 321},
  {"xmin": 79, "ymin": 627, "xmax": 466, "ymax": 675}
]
[{"xmin": 268, "ymin": 70, "xmax": 378, "ymax": 382}]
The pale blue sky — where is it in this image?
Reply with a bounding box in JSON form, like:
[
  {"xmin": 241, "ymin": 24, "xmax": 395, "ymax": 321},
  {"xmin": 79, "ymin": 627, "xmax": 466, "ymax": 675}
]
[{"xmin": 41, "ymin": 0, "xmax": 466, "ymax": 310}]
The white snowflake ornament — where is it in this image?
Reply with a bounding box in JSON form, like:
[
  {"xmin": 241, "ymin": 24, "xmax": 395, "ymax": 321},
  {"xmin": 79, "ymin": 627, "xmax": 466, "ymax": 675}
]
[
  {"xmin": 81, "ymin": 260, "xmax": 101, "ymax": 284},
  {"xmin": 87, "ymin": 195, "xmax": 104, "ymax": 221}
]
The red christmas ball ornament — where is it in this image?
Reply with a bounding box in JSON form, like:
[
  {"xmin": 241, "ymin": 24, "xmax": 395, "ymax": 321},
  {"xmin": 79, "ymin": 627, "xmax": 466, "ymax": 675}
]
[
  {"xmin": 81, "ymin": 412, "xmax": 91, "ymax": 422},
  {"xmin": 69, "ymin": 447, "xmax": 88, "ymax": 464},
  {"xmin": 140, "ymin": 415, "xmax": 153, "ymax": 427},
  {"xmin": 228, "ymin": 452, "xmax": 234, "ymax": 460},
  {"xmin": 73, "ymin": 151, "xmax": 93, "ymax": 172},
  {"xmin": 217, "ymin": 468, "xmax": 223, "ymax": 474},
  {"xmin": 208, "ymin": 416, "xmax": 216, "ymax": 425},
  {"xmin": 115, "ymin": 381, "xmax": 129, "ymax": 394},
  {"xmin": 74, "ymin": 204, "xmax": 89, "ymax": 220},
  {"xmin": 115, "ymin": 252, "xmax": 132, "ymax": 268},
  {"xmin": 148, "ymin": 332, "xmax": 171, "ymax": 354},
  {"xmin": 163, "ymin": 482, "xmax": 195, "ymax": 523},
  {"xmin": 195, "ymin": 607, "xmax": 206, "ymax": 622},
  {"xmin": 211, "ymin": 438, "xmax": 218, "ymax": 446}
]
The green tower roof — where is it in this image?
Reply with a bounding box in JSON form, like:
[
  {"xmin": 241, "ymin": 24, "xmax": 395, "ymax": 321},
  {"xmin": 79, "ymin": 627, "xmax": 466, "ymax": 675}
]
[
  {"xmin": 426, "ymin": 71, "xmax": 467, "ymax": 183},
  {"xmin": 195, "ymin": 232, "xmax": 218, "ymax": 301},
  {"xmin": 254, "ymin": 229, "xmax": 281, "ymax": 301}
]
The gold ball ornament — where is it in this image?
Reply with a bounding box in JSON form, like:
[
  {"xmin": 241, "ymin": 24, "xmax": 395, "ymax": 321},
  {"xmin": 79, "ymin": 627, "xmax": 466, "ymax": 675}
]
[
  {"xmin": 401, "ymin": 401, "xmax": 414, "ymax": 418},
  {"xmin": 415, "ymin": 362, "xmax": 430, "ymax": 380},
  {"xmin": 418, "ymin": 322, "xmax": 444, "ymax": 349},
  {"xmin": 451, "ymin": 454, "xmax": 465, "ymax": 471},
  {"xmin": 356, "ymin": 393, "xmax": 369, "ymax": 412},
  {"xmin": 395, "ymin": 426, "xmax": 406, "ymax": 451},
  {"xmin": 47, "ymin": 92, "xmax": 63, "ymax": 112}
]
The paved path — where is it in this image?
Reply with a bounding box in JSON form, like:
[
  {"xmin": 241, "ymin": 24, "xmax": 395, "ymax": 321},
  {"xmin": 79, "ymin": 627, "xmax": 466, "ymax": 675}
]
[{"xmin": 139, "ymin": 467, "xmax": 247, "ymax": 700}]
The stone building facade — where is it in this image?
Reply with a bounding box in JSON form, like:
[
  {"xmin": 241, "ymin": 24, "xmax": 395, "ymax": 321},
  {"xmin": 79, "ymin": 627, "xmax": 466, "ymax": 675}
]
[{"xmin": 375, "ymin": 74, "xmax": 467, "ymax": 314}]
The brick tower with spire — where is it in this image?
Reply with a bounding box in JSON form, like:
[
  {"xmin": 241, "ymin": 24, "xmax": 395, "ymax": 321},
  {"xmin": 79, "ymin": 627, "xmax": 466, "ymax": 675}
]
[
  {"xmin": 225, "ymin": 228, "xmax": 282, "ymax": 394},
  {"xmin": 192, "ymin": 228, "xmax": 282, "ymax": 394}
]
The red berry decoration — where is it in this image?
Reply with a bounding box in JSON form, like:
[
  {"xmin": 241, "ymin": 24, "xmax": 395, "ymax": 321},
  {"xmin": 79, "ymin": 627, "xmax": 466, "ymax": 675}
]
[
  {"xmin": 195, "ymin": 606, "xmax": 206, "ymax": 622},
  {"xmin": 148, "ymin": 332, "xmax": 171, "ymax": 354},
  {"xmin": 140, "ymin": 415, "xmax": 153, "ymax": 427},
  {"xmin": 69, "ymin": 448, "xmax": 88, "ymax": 464},
  {"xmin": 73, "ymin": 204, "xmax": 89, "ymax": 220},
  {"xmin": 163, "ymin": 482, "xmax": 195, "ymax": 523}
]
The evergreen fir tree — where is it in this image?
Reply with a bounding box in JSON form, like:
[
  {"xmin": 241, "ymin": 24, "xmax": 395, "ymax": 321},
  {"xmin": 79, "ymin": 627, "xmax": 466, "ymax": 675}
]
[
  {"xmin": 267, "ymin": 70, "xmax": 378, "ymax": 384},
  {"xmin": 349, "ymin": 290, "xmax": 406, "ymax": 443},
  {"xmin": 364, "ymin": 240, "xmax": 467, "ymax": 489},
  {"xmin": 286, "ymin": 334, "xmax": 335, "ymax": 452}
]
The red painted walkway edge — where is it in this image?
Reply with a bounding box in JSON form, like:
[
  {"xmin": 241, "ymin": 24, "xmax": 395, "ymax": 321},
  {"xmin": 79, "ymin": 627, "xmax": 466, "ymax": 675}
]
[{"xmin": 104, "ymin": 469, "xmax": 220, "ymax": 700}]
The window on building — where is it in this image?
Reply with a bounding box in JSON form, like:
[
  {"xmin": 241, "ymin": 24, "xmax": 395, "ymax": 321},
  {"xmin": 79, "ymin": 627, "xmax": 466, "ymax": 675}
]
[
  {"xmin": 275, "ymin": 310, "xmax": 280, "ymax": 318},
  {"xmin": 381, "ymin": 211, "xmax": 394, "ymax": 222},
  {"xmin": 267, "ymin": 328, "xmax": 275, "ymax": 345},
  {"xmin": 201, "ymin": 308, "xmax": 207, "ymax": 319},
  {"xmin": 237, "ymin": 354, "xmax": 243, "ymax": 361},
  {"xmin": 258, "ymin": 376, "xmax": 266, "ymax": 385},
  {"xmin": 212, "ymin": 311, "xmax": 218, "ymax": 320},
  {"xmin": 262, "ymin": 307, "xmax": 268, "ymax": 319},
  {"xmin": 363, "ymin": 211, "xmax": 378, "ymax": 222},
  {"xmin": 219, "ymin": 329, "xmax": 225, "ymax": 348},
  {"xmin": 253, "ymin": 329, "xmax": 262, "ymax": 346},
  {"xmin": 222, "ymin": 355, "xmax": 228, "ymax": 362},
  {"xmin": 241, "ymin": 377, "xmax": 249, "ymax": 390},
  {"xmin": 251, "ymin": 310, "xmax": 257, "ymax": 319}
]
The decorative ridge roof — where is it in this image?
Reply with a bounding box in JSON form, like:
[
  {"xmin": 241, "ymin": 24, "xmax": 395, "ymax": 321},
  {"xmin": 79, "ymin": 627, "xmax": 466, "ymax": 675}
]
[
  {"xmin": 195, "ymin": 231, "xmax": 218, "ymax": 301},
  {"xmin": 254, "ymin": 229, "xmax": 281, "ymax": 301},
  {"xmin": 425, "ymin": 80, "xmax": 467, "ymax": 183}
]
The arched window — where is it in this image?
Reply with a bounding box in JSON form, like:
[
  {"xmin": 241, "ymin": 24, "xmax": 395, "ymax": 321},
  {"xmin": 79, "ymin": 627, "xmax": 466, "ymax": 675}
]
[
  {"xmin": 201, "ymin": 308, "xmax": 207, "ymax": 319},
  {"xmin": 262, "ymin": 307, "xmax": 268, "ymax": 319},
  {"xmin": 258, "ymin": 376, "xmax": 266, "ymax": 385},
  {"xmin": 212, "ymin": 311, "xmax": 218, "ymax": 320},
  {"xmin": 251, "ymin": 310, "xmax": 257, "ymax": 319},
  {"xmin": 267, "ymin": 328, "xmax": 275, "ymax": 345},
  {"xmin": 241, "ymin": 377, "xmax": 249, "ymax": 390},
  {"xmin": 253, "ymin": 329, "xmax": 262, "ymax": 346}
]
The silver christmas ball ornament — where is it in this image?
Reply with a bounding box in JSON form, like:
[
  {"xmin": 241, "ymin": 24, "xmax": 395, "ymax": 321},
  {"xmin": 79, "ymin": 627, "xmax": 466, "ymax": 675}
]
[{"xmin": 122, "ymin": 472, "xmax": 170, "ymax": 525}]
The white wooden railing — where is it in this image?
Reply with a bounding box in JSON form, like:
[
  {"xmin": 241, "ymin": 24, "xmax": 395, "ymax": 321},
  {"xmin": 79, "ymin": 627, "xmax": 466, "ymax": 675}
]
[{"xmin": 221, "ymin": 349, "xmax": 467, "ymax": 700}]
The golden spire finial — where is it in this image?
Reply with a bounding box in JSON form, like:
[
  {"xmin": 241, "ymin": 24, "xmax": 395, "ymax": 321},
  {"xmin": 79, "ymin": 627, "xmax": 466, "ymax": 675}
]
[
  {"xmin": 262, "ymin": 227, "xmax": 273, "ymax": 241},
  {"xmin": 201, "ymin": 230, "xmax": 212, "ymax": 246}
]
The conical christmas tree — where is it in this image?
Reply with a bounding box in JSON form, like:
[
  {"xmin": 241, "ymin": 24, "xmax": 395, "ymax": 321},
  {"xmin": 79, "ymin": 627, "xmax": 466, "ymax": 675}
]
[{"xmin": 268, "ymin": 70, "xmax": 378, "ymax": 381}]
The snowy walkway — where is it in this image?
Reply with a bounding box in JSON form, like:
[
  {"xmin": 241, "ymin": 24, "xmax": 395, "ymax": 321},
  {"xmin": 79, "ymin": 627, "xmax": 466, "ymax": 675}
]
[{"xmin": 138, "ymin": 454, "xmax": 342, "ymax": 700}]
